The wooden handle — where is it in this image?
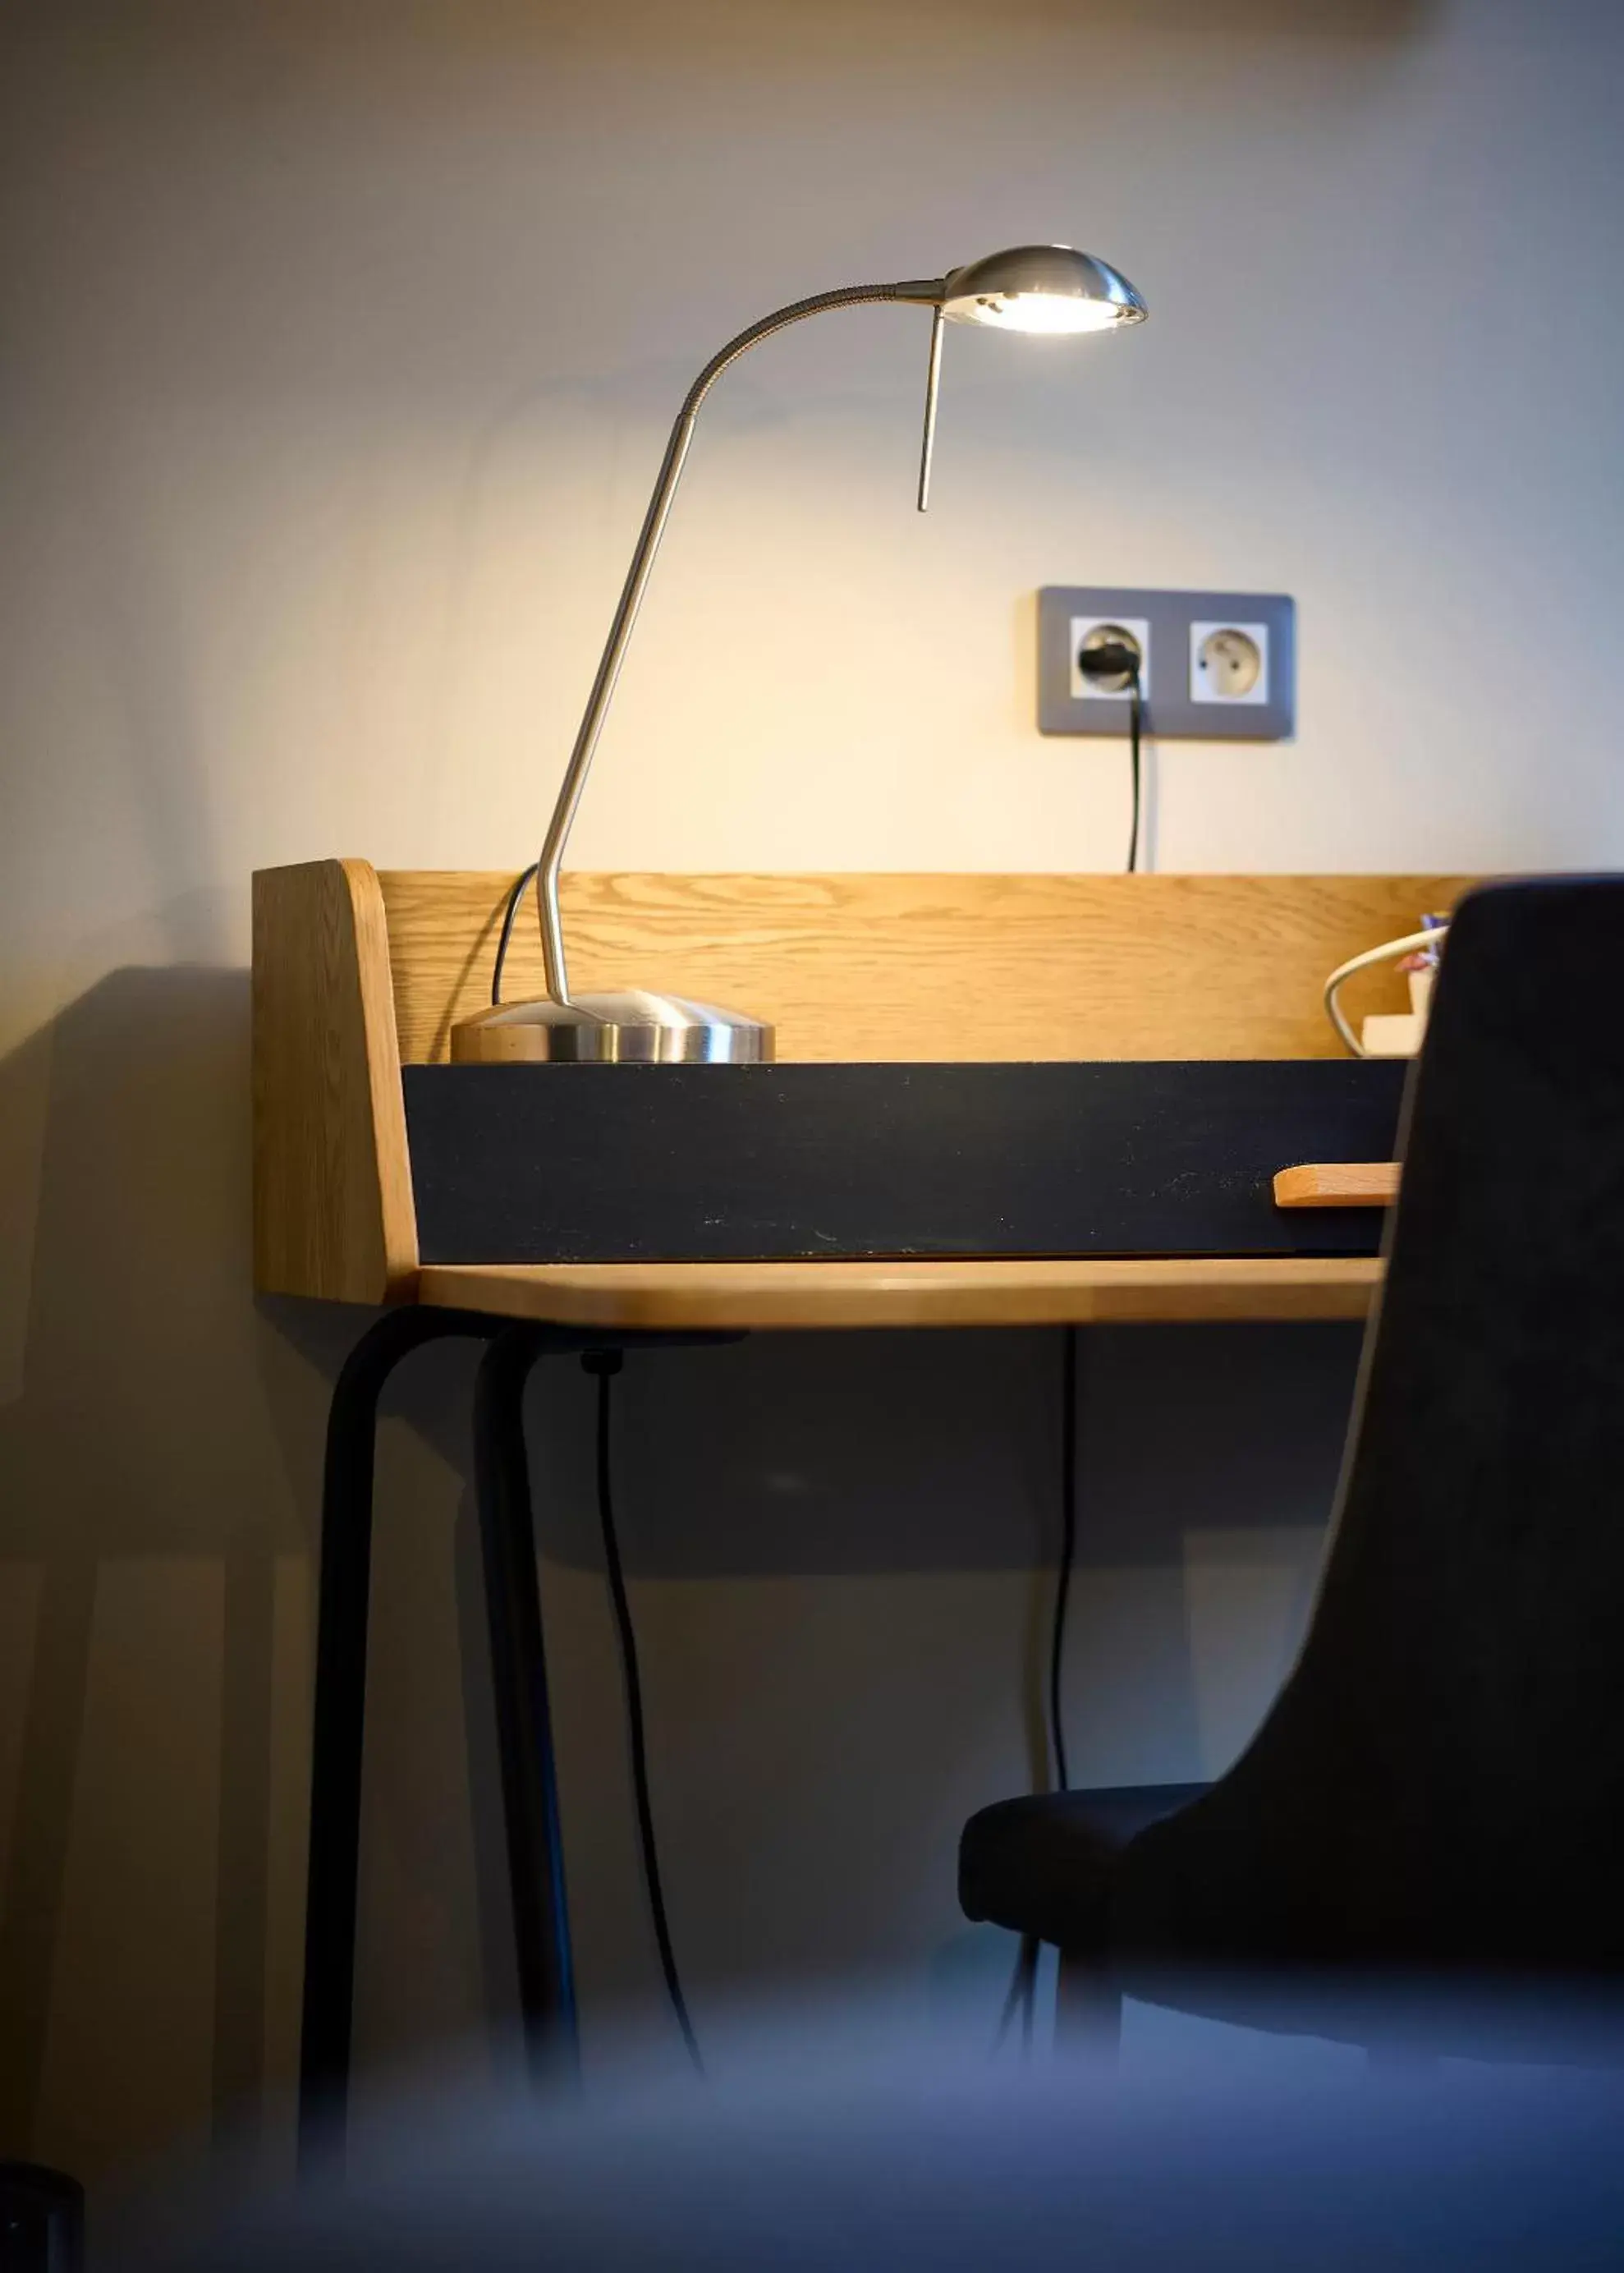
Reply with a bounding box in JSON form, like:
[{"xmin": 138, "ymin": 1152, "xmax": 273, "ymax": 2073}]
[{"xmin": 1273, "ymin": 1162, "xmax": 1400, "ymax": 1210}]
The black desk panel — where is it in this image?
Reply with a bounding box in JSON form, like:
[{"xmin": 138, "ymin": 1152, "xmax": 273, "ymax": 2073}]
[{"xmin": 405, "ymin": 1060, "xmax": 1406, "ymax": 1265}]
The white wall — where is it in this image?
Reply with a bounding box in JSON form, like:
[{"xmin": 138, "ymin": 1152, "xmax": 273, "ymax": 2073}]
[{"xmin": 2, "ymin": 0, "xmax": 1622, "ymax": 2186}]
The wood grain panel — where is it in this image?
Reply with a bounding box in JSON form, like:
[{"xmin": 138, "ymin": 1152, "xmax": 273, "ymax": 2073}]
[
  {"xmin": 416, "ymin": 1256, "xmax": 1383, "ymax": 1330},
  {"xmin": 252, "ymin": 859, "xmax": 418, "ymax": 1302},
  {"xmin": 1274, "ymin": 1162, "xmax": 1401, "ymax": 1210},
  {"xmin": 376, "ymin": 871, "xmax": 1477, "ymax": 1067}
]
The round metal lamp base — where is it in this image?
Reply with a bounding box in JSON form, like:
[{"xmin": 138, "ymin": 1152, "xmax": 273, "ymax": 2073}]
[{"xmin": 450, "ymin": 990, "xmax": 775, "ymax": 1065}]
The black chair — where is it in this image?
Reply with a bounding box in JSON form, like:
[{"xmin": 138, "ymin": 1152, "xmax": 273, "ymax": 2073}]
[{"xmin": 961, "ymin": 876, "xmax": 1624, "ymax": 2045}]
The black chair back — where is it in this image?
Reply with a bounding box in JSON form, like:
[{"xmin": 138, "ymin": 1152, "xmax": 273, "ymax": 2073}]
[{"xmin": 1117, "ymin": 877, "xmax": 1624, "ymax": 1975}]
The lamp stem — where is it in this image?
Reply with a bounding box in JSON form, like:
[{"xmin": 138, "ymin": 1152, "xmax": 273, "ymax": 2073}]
[
  {"xmin": 535, "ymin": 410, "xmax": 698, "ymax": 1001},
  {"xmin": 534, "ymin": 277, "xmax": 946, "ymax": 1004},
  {"xmin": 916, "ymin": 305, "xmax": 945, "ymax": 513}
]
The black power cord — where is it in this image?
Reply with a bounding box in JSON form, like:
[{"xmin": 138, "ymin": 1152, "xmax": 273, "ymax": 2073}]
[
  {"xmin": 992, "ymin": 1324, "xmax": 1082, "ymax": 2056},
  {"xmin": 1076, "ymin": 637, "xmax": 1145, "ymax": 873},
  {"xmin": 1126, "ymin": 672, "xmax": 1144, "ymax": 874},
  {"xmin": 1048, "ymin": 1325, "xmax": 1080, "ymax": 1794},
  {"xmin": 583, "ymin": 1350, "xmax": 704, "ymax": 2075},
  {"xmin": 491, "ymin": 863, "xmax": 539, "ymax": 1006}
]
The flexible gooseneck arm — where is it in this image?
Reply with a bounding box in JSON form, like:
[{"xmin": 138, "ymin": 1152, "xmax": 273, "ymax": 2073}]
[{"xmin": 535, "ymin": 277, "xmax": 947, "ymax": 1003}]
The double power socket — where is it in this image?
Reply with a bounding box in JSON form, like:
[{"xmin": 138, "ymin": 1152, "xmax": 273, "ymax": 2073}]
[{"xmin": 1038, "ymin": 587, "xmax": 1296, "ymax": 741}]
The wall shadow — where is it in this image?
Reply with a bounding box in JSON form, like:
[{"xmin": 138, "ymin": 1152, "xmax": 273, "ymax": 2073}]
[
  {"xmin": 0, "ymin": 967, "xmax": 294, "ymax": 2172},
  {"xmin": 0, "ymin": 959, "xmax": 1365, "ymax": 2170}
]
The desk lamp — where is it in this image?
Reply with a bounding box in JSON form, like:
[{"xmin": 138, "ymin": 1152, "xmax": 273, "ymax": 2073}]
[{"xmin": 452, "ymin": 244, "xmax": 1148, "ymax": 1065}]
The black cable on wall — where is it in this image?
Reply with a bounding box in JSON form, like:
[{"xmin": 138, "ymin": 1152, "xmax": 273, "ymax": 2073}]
[
  {"xmin": 1048, "ymin": 1325, "xmax": 1080, "ymax": 1793},
  {"xmin": 993, "ymin": 1325, "xmax": 1082, "ymax": 2055},
  {"xmin": 584, "ymin": 1350, "xmax": 705, "ymax": 2075}
]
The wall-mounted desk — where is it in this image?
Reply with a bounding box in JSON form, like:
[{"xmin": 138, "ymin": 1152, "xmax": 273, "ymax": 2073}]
[{"xmin": 255, "ymin": 861, "xmax": 1470, "ymax": 2160}]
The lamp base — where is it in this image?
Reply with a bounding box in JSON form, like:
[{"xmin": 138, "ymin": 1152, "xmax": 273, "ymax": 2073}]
[{"xmin": 450, "ymin": 990, "xmax": 775, "ymax": 1065}]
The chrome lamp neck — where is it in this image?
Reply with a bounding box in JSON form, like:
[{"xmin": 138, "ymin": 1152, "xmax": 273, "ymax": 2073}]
[{"xmin": 535, "ymin": 276, "xmax": 946, "ymax": 1005}]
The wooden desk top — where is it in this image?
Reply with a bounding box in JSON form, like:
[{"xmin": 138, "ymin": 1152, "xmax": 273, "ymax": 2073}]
[{"xmin": 416, "ymin": 1256, "xmax": 1383, "ymax": 1332}]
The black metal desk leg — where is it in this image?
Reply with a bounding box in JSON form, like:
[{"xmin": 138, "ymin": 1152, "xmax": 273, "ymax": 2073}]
[
  {"xmin": 298, "ymin": 1307, "xmax": 489, "ymax": 2170},
  {"xmin": 472, "ymin": 1329, "xmax": 580, "ymax": 2082}
]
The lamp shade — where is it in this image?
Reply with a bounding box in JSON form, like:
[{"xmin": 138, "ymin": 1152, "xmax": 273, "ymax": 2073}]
[{"xmin": 940, "ymin": 245, "xmax": 1146, "ymax": 334}]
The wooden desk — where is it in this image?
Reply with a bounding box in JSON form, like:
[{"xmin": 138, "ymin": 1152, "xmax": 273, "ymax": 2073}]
[{"xmin": 255, "ymin": 861, "xmax": 1466, "ymax": 2163}]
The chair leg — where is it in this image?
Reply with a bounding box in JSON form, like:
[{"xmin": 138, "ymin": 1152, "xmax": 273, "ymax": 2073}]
[
  {"xmin": 471, "ymin": 1328, "xmax": 579, "ymax": 2086},
  {"xmin": 1055, "ymin": 1947, "xmax": 1122, "ymax": 2058},
  {"xmin": 298, "ymin": 1307, "xmax": 493, "ymax": 2172}
]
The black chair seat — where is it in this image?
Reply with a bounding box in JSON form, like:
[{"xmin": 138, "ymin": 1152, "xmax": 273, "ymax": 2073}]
[{"xmin": 960, "ymin": 1784, "xmax": 1208, "ymax": 1949}]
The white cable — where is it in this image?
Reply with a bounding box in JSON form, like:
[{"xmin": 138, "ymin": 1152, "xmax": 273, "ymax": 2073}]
[{"xmin": 1323, "ymin": 926, "xmax": 1448, "ymax": 1058}]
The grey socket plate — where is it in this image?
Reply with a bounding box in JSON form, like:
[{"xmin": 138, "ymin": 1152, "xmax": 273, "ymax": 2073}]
[{"xmin": 1038, "ymin": 587, "xmax": 1296, "ymax": 741}]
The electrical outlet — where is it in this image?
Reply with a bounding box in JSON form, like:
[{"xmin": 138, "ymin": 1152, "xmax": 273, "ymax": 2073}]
[
  {"xmin": 1071, "ymin": 617, "xmax": 1149, "ymax": 700},
  {"xmin": 1191, "ymin": 621, "xmax": 1269, "ymax": 706},
  {"xmin": 1039, "ymin": 589, "xmax": 1295, "ymax": 740}
]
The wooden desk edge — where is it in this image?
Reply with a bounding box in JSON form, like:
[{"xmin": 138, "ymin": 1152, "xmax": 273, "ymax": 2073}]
[{"xmin": 415, "ymin": 1256, "xmax": 1383, "ymax": 1331}]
